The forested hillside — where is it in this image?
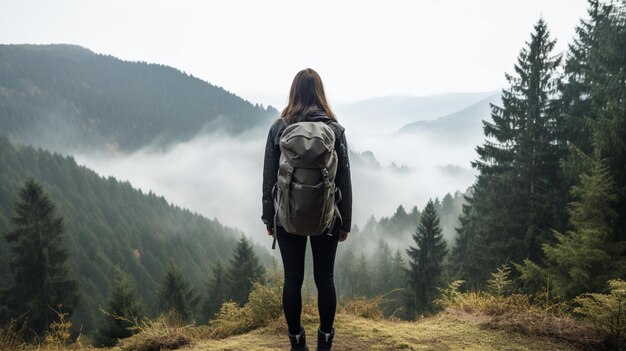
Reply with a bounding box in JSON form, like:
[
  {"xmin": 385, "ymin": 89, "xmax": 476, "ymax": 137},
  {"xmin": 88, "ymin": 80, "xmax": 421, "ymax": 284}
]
[
  {"xmin": 0, "ymin": 136, "xmax": 271, "ymax": 335},
  {"xmin": 0, "ymin": 44, "xmax": 278, "ymax": 152},
  {"xmin": 451, "ymin": 2, "xmax": 626, "ymax": 296},
  {"xmin": 336, "ymin": 2, "xmax": 626, "ymax": 339}
]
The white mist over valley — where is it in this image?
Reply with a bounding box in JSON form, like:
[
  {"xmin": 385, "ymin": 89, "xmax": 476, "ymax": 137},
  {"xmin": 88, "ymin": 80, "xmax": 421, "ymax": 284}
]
[{"xmin": 74, "ymin": 91, "xmax": 497, "ymax": 245}]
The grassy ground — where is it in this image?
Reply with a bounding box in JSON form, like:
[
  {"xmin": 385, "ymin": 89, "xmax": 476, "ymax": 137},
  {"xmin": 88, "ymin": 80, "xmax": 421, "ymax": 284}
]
[{"xmin": 185, "ymin": 312, "xmax": 582, "ymax": 351}]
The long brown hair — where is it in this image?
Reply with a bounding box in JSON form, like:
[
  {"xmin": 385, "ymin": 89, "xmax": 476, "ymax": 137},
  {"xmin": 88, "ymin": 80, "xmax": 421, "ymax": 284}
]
[{"xmin": 281, "ymin": 68, "xmax": 336, "ymax": 124}]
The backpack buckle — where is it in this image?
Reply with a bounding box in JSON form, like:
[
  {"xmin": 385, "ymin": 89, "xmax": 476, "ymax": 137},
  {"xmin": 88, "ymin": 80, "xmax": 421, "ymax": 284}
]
[
  {"xmin": 321, "ymin": 168, "xmax": 329, "ymax": 177},
  {"xmin": 321, "ymin": 168, "xmax": 331, "ymax": 187}
]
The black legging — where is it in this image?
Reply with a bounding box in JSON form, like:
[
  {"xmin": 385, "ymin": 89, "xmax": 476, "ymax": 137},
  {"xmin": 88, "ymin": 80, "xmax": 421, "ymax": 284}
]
[{"xmin": 276, "ymin": 223, "xmax": 339, "ymax": 335}]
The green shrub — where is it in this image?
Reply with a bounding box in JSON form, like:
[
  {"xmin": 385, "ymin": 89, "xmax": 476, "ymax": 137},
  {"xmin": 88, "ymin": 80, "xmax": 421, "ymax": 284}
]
[
  {"xmin": 207, "ymin": 302, "xmax": 252, "ymax": 339},
  {"xmin": 208, "ymin": 274, "xmax": 283, "ymax": 339},
  {"xmin": 43, "ymin": 306, "xmax": 75, "ymax": 349},
  {"xmin": 574, "ymin": 279, "xmax": 626, "ymax": 350},
  {"xmin": 245, "ymin": 280, "xmax": 283, "ymax": 324}
]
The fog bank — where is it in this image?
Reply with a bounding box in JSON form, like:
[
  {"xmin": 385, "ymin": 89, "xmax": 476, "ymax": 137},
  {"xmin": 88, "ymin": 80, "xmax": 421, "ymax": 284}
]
[{"xmin": 75, "ymin": 124, "xmax": 479, "ymax": 247}]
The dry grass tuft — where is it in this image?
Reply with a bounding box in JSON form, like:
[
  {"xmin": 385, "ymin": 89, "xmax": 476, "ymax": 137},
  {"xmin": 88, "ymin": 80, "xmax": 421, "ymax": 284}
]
[
  {"xmin": 435, "ymin": 280, "xmax": 603, "ymax": 349},
  {"xmin": 115, "ymin": 311, "xmax": 192, "ymax": 351},
  {"xmin": 485, "ymin": 308, "xmax": 601, "ymax": 347},
  {"xmin": 340, "ymin": 296, "xmax": 386, "ymax": 320},
  {"xmin": 0, "ymin": 318, "xmax": 28, "ymax": 350},
  {"xmin": 42, "ymin": 305, "xmax": 78, "ymax": 350},
  {"xmin": 0, "ymin": 305, "xmax": 88, "ymax": 351},
  {"xmin": 450, "ymin": 291, "xmax": 538, "ymax": 316}
]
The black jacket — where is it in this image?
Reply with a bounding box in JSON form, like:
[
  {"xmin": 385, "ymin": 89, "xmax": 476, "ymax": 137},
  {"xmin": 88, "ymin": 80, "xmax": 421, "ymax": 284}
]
[{"xmin": 261, "ymin": 108, "xmax": 352, "ymax": 233}]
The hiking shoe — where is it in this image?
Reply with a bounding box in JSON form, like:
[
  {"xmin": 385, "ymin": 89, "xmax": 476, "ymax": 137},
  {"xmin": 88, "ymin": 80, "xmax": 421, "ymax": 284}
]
[
  {"xmin": 317, "ymin": 327, "xmax": 334, "ymax": 351},
  {"xmin": 288, "ymin": 325, "xmax": 309, "ymax": 351}
]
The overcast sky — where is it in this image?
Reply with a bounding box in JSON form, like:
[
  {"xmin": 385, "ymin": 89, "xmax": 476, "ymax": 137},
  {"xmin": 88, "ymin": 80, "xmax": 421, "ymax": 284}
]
[{"xmin": 1, "ymin": 0, "xmax": 589, "ymax": 107}]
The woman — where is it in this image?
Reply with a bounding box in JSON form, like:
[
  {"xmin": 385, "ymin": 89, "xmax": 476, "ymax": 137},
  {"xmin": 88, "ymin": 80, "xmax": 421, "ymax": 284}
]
[{"xmin": 262, "ymin": 68, "xmax": 352, "ymax": 351}]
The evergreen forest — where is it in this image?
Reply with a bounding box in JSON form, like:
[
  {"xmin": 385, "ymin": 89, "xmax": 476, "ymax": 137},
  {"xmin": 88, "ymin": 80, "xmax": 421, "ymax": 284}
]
[{"xmin": 0, "ymin": 44, "xmax": 277, "ymax": 152}]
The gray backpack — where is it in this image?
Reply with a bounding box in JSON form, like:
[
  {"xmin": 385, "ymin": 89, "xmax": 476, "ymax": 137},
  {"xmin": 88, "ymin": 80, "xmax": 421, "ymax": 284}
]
[{"xmin": 272, "ymin": 118, "xmax": 341, "ymax": 248}]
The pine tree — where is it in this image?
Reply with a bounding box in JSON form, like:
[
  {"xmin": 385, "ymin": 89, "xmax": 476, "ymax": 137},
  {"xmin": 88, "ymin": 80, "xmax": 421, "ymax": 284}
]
[
  {"xmin": 487, "ymin": 264, "xmax": 513, "ymax": 297},
  {"xmin": 514, "ymin": 1, "xmax": 626, "ymax": 298},
  {"xmin": 518, "ymin": 156, "xmax": 626, "ymax": 298},
  {"xmin": 466, "ymin": 18, "xmax": 565, "ymax": 272},
  {"xmin": 385, "ymin": 250, "xmax": 407, "ymax": 318},
  {"xmin": 559, "ymin": 0, "xmax": 601, "ymax": 159},
  {"xmin": 406, "ymin": 200, "xmax": 448, "ymax": 317},
  {"xmin": 355, "ymin": 253, "xmax": 371, "ymax": 297},
  {"xmin": 390, "ymin": 250, "xmax": 406, "ymax": 291},
  {"xmin": 96, "ymin": 270, "xmax": 144, "ymax": 346},
  {"xmin": 226, "ymin": 236, "xmax": 265, "ymax": 305},
  {"xmin": 561, "ymin": 0, "xmax": 626, "ymax": 243},
  {"xmin": 363, "ymin": 215, "xmax": 377, "ymax": 234},
  {"xmin": 337, "ymin": 249, "xmax": 356, "ymax": 298},
  {"xmin": 3, "ymin": 178, "xmax": 79, "ymax": 335},
  {"xmin": 588, "ymin": 1, "xmax": 626, "ymax": 243},
  {"xmin": 373, "ymin": 240, "xmax": 393, "ymax": 295},
  {"xmin": 201, "ymin": 262, "xmax": 226, "ymax": 323},
  {"xmin": 409, "ymin": 206, "xmax": 420, "ymax": 225},
  {"xmin": 440, "ymin": 194, "xmax": 455, "ymax": 217},
  {"xmin": 449, "ymin": 190, "xmax": 486, "ymax": 286},
  {"xmin": 156, "ymin": 264, "xmax": 199, "ymax": 322}
]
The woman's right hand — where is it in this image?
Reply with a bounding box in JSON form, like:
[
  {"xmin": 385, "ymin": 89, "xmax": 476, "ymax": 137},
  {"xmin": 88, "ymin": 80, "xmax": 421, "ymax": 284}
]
[{"xmin": 339, "ymin": 230, "xmax": 349, "ymax": 242}]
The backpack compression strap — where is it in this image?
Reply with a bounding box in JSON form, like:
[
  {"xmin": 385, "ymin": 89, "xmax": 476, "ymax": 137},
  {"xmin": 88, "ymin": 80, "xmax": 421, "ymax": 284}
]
[{"xmin": 271, "ymin": 167, "xmax": 292, "ymax": 249}]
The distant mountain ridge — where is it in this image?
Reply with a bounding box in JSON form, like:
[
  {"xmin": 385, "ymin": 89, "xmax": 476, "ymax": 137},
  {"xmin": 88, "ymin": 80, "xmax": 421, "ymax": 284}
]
[
  {"xmin": 335, "ymin": 91, "xmax": 499, "ymax": 135},
  {"xmin": 396, "ymin": 93, "xmax": 501, "ymax": 137},
  {"xmin": 0, "ymin": 44, "xmax": 278, "ymax": 152}
]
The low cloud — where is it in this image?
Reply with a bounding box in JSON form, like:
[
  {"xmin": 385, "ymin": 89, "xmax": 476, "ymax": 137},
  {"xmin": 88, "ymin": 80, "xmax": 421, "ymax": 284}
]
[{"xmin": 74, "ymin": 125, "xmax": 480, "ymax": 247}]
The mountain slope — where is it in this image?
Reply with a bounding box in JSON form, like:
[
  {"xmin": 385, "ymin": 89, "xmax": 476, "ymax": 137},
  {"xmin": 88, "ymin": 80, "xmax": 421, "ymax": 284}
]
[
  {"xmin": 335, "ymin": 91, "xmax": 498, "ymax": 135},
  {"xmin": 0, "ymin": 136, "xmax": 270, "ymax": 335},
  {"xmin": 396, "ymin": 93, "xmax": 501, "ymax": 138},
  {"xmin": 0, "ymin": 44, "xmax": 278, "ymax": 152}
]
